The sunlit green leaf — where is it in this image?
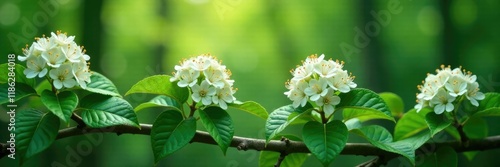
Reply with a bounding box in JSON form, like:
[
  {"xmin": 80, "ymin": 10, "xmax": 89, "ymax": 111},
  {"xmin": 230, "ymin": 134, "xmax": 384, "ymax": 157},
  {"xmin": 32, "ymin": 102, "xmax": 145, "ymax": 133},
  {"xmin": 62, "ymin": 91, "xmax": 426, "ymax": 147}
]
[
  {"xmin": 229, "ymin": 101, "xmax": 268, "ymax": 120},
  {"xmin": 41, "ymin": 90, "xmax": 78, "ymax": 123},
  {"xmin": 394, "ymin": 108, "xmax": 430, "ymax": 140},
  {"xmin": 265, "ymin": 104, "xmax": 312, "ymax": 143},
  {"xmin": 302, "ymin": 120, "xmax": 348, "ymax": 167},
  {"xmin": 344, "ymin": 118, "xmax": 362, "ymax": 130},
  {"xmin": 16, "ymin": 109, "xmax": 59, "ymax": 163},
  {"xmin": 425, "ymin": 112, "xmax": 452, "ymax": 137},
  {"xmin": 198, "ymin": 106, "xmax": 234, "ymax": 155},
  {"xmin": 151, "ymin": 109, "xmax": 196, "ymax": 163},
  {"xmin": 0, "ymin": 83, "xmax": 37, "ymax": 105},
  {"xmin": 80, "ymin": 94, "xmax": 139, "ymax": 128},
  {"xmin": 259, "ymin": 135, "xmax": 308, "ymax": 167},
  {"xmin": 351, "ymin": 125, "xmax": 419, "ymax": 165},
  {"xmin": 337, "ymin": 88, "xmax": 392, "ymax": 122},
  {"xmin": 342, "ymin": 108, "xmax": 395, "ymax": 122},
  {"xmin": 379, "ymin": 92, "xmax": 404, "ymax": 118},
  {"xmin": 134, "ymin": 95, "xmax": 181, "ymax": 112},
  {"xmin": 84, "ymin": 72, "xmax": 121, "ymax": 97},
  {"xmin": 125, "ymin": 75, "xmax": 189, "ymax": 104}
]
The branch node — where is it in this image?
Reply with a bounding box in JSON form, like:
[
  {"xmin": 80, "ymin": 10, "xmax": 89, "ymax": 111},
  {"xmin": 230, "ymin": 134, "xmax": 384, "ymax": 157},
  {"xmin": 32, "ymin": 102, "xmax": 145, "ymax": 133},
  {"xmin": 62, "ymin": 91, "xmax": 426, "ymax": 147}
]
[
  {"xmin": 237, "ymin": 141, "xmax": 248, "ymax": 151},
  {"xmin": 71, "ymin": 113, "xmax": 86, "ymax": 129}
]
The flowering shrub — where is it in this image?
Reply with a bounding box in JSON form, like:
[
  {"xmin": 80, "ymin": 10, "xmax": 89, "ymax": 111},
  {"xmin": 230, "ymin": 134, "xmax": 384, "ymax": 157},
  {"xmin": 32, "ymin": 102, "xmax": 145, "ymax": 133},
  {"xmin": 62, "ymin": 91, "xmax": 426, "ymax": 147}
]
[
  {"xmin": 415, "ymin": 65, "xmax": 485, "ymax": 114},
  {"xmin": 170, "ymin": 55, "xmax": 236, "ymax": 109},
  {"xmin": 17, "ymin": 31, "xmax": 91, "ymax": 89},
  {"xmin": 3, "ymin": 32, "xmax": 499, "ymax": 167}
]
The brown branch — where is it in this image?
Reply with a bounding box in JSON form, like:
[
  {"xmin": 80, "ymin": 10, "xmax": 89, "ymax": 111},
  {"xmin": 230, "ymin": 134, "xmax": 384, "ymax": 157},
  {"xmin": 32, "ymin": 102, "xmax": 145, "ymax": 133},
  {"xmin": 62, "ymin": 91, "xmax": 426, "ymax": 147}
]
[
  {"xmin": 71, "ymin": 113, "xmax": 86, "ymax": 128},
  {"xmin": 2, "ymin": 123, "xmax": 500, "ymax": 162}
]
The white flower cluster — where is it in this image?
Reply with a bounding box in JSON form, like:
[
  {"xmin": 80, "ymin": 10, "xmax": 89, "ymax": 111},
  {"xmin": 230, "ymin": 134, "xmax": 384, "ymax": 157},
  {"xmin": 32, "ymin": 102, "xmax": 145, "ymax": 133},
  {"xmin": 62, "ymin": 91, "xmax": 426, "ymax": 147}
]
[
  {"xmin": 170, "ymin": 55, "xmax": 236, "ymax": 109},
  {"xmin": 284, "ymin": 54, "xmax": 357, "ymax": 116},
  {"xmin": 17, "ymin": 31, "xmax": 91, "ymax": 89},
  {"xmin": 414, "ymin": 65, "xmax": 485, "ymax": 114}
]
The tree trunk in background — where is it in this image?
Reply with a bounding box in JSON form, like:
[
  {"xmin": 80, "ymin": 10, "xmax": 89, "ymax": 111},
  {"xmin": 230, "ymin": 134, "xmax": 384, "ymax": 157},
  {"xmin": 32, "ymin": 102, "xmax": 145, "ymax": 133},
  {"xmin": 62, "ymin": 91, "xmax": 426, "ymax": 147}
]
[
  {"xmin": 440, "ymin": 0, "xmax": 459, "ymax": 67},
  {"xmin": 155, "ymin": 0, "xmax": 168, "ymax": 72},
  {"xmin": 83, "ymin": 0, "xmax": 104, "ymax": 73},
  {"xmin": 361, "ymin": 0, "xmax": 386, "ymax": 92},
  {"xmin": 81, "ymin": 1, "xmax": 103, "ymax": 166}
]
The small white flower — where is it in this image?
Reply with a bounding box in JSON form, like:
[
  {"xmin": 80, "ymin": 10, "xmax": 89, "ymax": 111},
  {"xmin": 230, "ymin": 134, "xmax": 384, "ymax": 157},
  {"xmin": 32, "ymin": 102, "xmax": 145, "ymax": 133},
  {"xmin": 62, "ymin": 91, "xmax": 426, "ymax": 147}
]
[
  {"xmin": 33, "ymin": 37, "xmax": 56, "ymax": 53},
  {"xmin": 49, "ymin": 64, "xmax": 77, "ymax": 89},
  {"xmin": 465, "ymin": 82, "xmax": 485, "ymax": 106},
  {"xmin": 291, "ymin": 65, "xmax": 313, "ymax": 82},
  {"xmin": 430, "ymin": 88, "xmax": 456, "ymax": 114},
  {"xmin": 313, "ymin": 60, "xmax": 337, "ymax": 78},
  {"xmin": 41, "ymin": 47, "xmax": 66, "ymax": 68},
  {"xmin": 445, "ymin": 75, "xmax": 467, "ymax": 97},
  {"xmin": 51, "ymin": 31, "xmax": 75, "ymax": 46},
  {"xmin": 417, "ymin": 78, "xmax": 441, "ymax": 100},
  {"xmin": 204, "ymin": 66, "xmax": 225, "ymax": 88},
  {"xmin": 287, "ymin": 80, "xmax": 309, "ymax": 108},
  {"xmin": 316, "ymin": 89, "xmax": 341, "ymax": 116},
  {"xmin": 24, "ymin": 56, "xmax": 48, "ymax": 78},
  {"xmin": 304, "ymin": 78, "xmax": 328, "ymax": 101},
  {"xmin": 189, "ymin": 55, "xmax": 211, "ymax": 71},
  {"xmin": 327, "ymin": 70, "xmax": 357, "ymax": 93},
  {"xmin": 414, "ymin": 99, "xmax": 425, "ymax": 113},
  {"xmin": 212, "ymin": 86, "xmax": 235, "ymax": 110},
  {"xmin": 191, "ymin": 80, "xmax": 216, "ymax": 105},
  {"xmin": 72, "ymin": 62, "xmax": 91, "ymax": 88},
  {"xmin": 177, "ymin": 69, "xmax": 200, "ymax": 87},
  {"xmin": 61, "ymin": 42, "xmax": 82, "ymax": 62},
  {"xmin": 18, "ymin": 43, "xmax": 37, "ymax": 61},
  {"xmin": 303, "ymin": 54, "xmax": 324, "ymax": 67}
]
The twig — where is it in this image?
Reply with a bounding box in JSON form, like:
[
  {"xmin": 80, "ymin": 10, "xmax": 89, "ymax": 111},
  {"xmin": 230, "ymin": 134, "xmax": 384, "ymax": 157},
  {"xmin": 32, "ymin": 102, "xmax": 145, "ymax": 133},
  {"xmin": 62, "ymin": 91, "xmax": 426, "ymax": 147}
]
[
  {"xmin": 71, "ymin": 113, "xmax": 86, "ymax": 129},
  {"xmin": 274, "ymin": 152, "xmax": 288, "ymax": 167},
  {"xmin": 2, "ymin": 123, "xmax": 500, "ymax": 162}
]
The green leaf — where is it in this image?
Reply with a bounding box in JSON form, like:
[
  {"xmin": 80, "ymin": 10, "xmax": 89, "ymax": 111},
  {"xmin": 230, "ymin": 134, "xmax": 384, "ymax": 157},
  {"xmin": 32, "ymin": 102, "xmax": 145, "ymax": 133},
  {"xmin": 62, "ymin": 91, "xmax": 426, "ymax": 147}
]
[
  {"xmin": 84, "ymin": 72, "xmax": 121, "ymax": 97},
  {"xmin": 0, "ymin": 63, "xmax": 36, "ymax": 87},
  {"xmin": 379, "ymin": 92, "xmax": 404, "ymax": 118},
  {"xmin": 342, "ymin": 108, "xmax": 395, "ymax": 123},
  {"xmin": 302, "ymin": 120, "xmax": 348, "ymax": 166},
  {"xmin": 16, "ymin": 109, "xmax": 60, "ymax": 163},
  {"xmin": 463, "ymin": 116, "xmax": 488, "ymax": 139},
  {"xmin": 471, "ymin": 93, "xmax": 500, "ymax": 118},
  {"xmin": 80, "ymin": 94, "xmax": 139, "ymax": 128},
  {"xmin": 265, "ymin": 104, "xmax": 313, "ymax": 143},
  {"xmin": 134, "ymin": 95, "xmax": 181, "ymax": 112},
  {"xmin": 198, "ymin": 106, "xmax": 234, "ymax": 155},
  {"xmin": 229, "ymin": 101, "xmax": 268, "ymax": 120},
  {"xmin": 351, "ymin": 125, "xmax": 417, "ymax": 165},
  {"xmin": 394, "ymin": 108, "xmax": 430, "ymax": 140},
  {"xmin": 259, "ymin": 135, "xmax": 308, "ymax": 167},
  {"xmin": 125, "ymin": 75, "xmax": 189, "ymax": 104},
  {"xmin": 425, "ymin": 112, "xmax": 452, "ymax": 137},
  {"xmin": 35, "ymin": 80, "xmax": 52, "ymax": 95},
  {"xmin": 151, "ymin": 109, "xmax": 196, "ymax": 163},
  {"xmin": 41, "ymin": 90, "xmax": 78, "ymax": 123},
  {"xmin": 476, "ymin": 93, "xmax": 500, "ymax": 111},
  {"xmin": 471, "ymin": 107, "xmax": 500, "ymax": 118},
  {"xmin": 0, "ymin": 83, "xmax": 37, "ymax": 105},
  {"xmin": 337, "ymin": 88, "xmax": 392, "ymax": 122},
  {"xmin": 418, "ymin": 146, "xmax": 457, "ymax": 167}
]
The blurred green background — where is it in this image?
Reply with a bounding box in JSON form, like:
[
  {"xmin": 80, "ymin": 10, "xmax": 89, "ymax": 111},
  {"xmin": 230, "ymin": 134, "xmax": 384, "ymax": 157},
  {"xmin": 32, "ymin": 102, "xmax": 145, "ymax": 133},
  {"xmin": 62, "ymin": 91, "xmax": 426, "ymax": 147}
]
[{"xmin": 1, "ymin": 0, "xmax": 499, "ymax": 166}]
